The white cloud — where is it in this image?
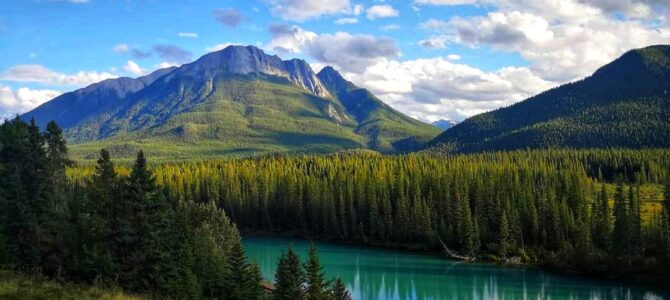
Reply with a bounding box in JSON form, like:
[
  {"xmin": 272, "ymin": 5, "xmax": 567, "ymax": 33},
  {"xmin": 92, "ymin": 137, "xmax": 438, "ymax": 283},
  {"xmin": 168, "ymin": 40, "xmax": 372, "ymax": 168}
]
[
  {"xmin": 343, "ymin": 58, "xmax": 555, "ymax": 121},
  {"xmin": 266, "ymin": 24, "xmax": 318, "ymax": 54},
  {"xmin": 265, "ymin": 0, "xmax": 353, "ymax": 21},
  {"xmin": 335, "ymin": 17, "xmax": 359, "ymax": 25},
  {"xmin": 366, "ymin": 5, "xmax": 399, "ymax": 20},
  {"xmin": 0, "ymin": 65, "xmax": 117, "ymax": 87},
  {"xmin": 113, "ymin": 43, "xmax": 151, "ymax": 59},
  {"xmin": 352, "ymin": 4, "xmax": 364, "ymax": 16},
  {"xmin": 418, "ymin": 0, "xmax": 670, "ymax": 82},
  {"xmin": 308, "ymin": 32, "xmax": 400, "ymax": 73},
  {"xmin": 419, "ymin": 35, "xmax": 450, "ymax": 48},
  {"xmin": 48, "ymin": 0, "xmax": 90, "ymax": 3},
  {"xmin": 155, "ymin": 62, "xmax": 179, "ymax": 69},
  {"xmin": 178, "ymin": 32, "xmax": 199, "ymax": 38},
  {"xmin": 0, "ymin": 85, "xmax": 62, "ymax": 118},
  {"xmin": 414, "ymin": 0, "xmax": 478, "ymax": 5},
  {"xmin": 447, "ymin": 54, "xmax": 461, "ymax": 60},
  {"xmin": 123, "ymin": 60, "xmax": 145, "ymax": 76},
  {"xmin": 380, "ymin": 24, "xmax": 401, "ymax": 31},
  {"xmin": 113, "ymin": 43, "xmax": 130, "ymax": 53},
  {"xmin": 266, "ymin": 25, "xmax": 399, "ymax": 73}
]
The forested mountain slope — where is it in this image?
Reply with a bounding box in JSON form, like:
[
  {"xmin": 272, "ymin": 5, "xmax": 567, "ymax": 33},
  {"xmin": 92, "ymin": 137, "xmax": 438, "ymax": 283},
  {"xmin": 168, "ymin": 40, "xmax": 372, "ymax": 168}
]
[
  {"xmin": 425, "ymin": 45, "xmax": 670, "ymax": 153},
  {"xmin": 22, "ymin": 46, "xmax": 439, "ymax": 160}
]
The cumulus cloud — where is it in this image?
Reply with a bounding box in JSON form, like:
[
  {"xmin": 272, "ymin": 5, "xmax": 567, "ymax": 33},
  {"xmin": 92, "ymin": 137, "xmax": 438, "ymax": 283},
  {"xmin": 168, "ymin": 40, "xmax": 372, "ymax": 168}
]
[
  {"xmin": 343, "ymin": 58, "xmax": 555, "ymax": 121},
  {"xmin": 113, "ymin": 43, "xmax": 151, "ymax": 59},
  {"xmin": 266, "ymin": 24, "xmax": 399, "ymax": 73},
  {"xmin": 419, "ymin": 0, "xmax": 670, "ymax": 81},
  {"xmin": 266, "ymin": 24, "xmax": 318, "ymax": 54},
  {"xmin": 0, "ymin": 85, "xmax": 62, "ymax": 118},
  {"xmin": 213, "ymin": 8, "xmax": 246, "ymax": 28},
  {"xmin": 307, "ymin": 33, "xmax": 400, "ymax": 73},
  {"xmin": 366, "ymin": 5, "xmax": 399, "ymax": 20},
  {"xmin": 152, "ymin": 44, "xmax": 193, "ymax": 65},
  {"xmin": 123, "ymin": 60, "xmax": 145, "ymax": 76},
  {"xmin": 264, "ymin": 0, "xmax": 353, "ymax": 21},
  {"xmin": 0, "ymin": 65, "xmax": 116, "ymax": 86}
]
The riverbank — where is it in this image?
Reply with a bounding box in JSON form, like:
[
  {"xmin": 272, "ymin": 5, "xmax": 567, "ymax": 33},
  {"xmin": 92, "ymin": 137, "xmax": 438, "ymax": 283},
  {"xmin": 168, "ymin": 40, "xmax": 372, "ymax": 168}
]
[
  {"xmin": 241, "ymin": 230, "xmax": 670, "ymax": 290},
  {"xmin": 243, "ymin": 235, "xmax": 670, "ymax": 300}
]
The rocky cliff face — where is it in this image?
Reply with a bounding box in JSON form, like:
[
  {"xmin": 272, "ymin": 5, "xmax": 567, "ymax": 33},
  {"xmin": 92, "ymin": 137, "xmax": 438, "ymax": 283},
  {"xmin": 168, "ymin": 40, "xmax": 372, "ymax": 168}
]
[{"xmin": 174, "ymin": 45, "xmax": 330, "ymax": 97}]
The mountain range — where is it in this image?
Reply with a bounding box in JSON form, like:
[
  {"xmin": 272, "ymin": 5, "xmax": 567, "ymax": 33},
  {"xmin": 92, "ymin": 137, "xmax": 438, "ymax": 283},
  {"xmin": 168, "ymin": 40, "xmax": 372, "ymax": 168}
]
[
  {"xmin": 425, "ymin": 45, "xmax": 670, "ymax": 153},
  {"xmin": 22, "ymin": 44, "xmax": 670, "ymax": 159},
  {"xmin": 23, "ymin": 45, "xmax": 440, "ymax": 160}
]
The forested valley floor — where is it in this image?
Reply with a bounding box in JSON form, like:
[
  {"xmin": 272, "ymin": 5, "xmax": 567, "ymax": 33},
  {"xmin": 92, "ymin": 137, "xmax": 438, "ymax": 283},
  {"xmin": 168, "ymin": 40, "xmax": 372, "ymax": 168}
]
[
  {"xmin": 70, "ymin": 145, "xmax": 670, "ymax": 279},
  {"xmin": 1, "ymin": 118, "xmax": 670, "ymax": 298}
]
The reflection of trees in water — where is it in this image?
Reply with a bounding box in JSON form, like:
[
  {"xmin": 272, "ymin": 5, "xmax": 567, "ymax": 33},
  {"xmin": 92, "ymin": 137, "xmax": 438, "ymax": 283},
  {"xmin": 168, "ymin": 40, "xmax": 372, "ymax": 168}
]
[{"xmin": 244, "ymin": 239, "xmax": 662, "ymax": 300}]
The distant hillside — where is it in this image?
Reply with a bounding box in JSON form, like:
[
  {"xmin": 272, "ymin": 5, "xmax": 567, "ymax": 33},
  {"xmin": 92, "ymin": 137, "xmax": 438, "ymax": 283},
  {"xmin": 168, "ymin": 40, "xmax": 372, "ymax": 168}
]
[
  {"xmin": 425, "ymin": 45, "xmax": 670, "ymax": 153},
  {"xmin": 23, "ymin": 45, "xmax": 439, "ymax": 160},
  {"xmin": 431, "ymin": 119, "xmax": 457, "ymax": 130}
]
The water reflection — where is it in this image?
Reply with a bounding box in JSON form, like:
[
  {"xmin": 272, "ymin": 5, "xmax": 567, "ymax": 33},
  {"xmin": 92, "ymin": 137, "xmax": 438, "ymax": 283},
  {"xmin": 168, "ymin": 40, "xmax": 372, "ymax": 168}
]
[{"xmin": 243, "ymin": 237, "xmax": 668, "ymax": 300}]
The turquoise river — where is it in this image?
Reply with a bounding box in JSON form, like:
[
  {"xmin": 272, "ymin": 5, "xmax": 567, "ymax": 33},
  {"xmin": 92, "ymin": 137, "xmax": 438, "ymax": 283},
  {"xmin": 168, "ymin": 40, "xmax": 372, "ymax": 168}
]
[{"xmin": 243, "ymin": 236, "xmax": 669, "ymax": 300}]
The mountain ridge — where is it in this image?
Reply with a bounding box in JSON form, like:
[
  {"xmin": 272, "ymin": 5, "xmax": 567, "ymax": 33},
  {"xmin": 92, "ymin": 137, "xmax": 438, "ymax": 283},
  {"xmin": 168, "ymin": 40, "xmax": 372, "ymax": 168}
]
[
  {"xmin": 425, "ymin": 45, "xmax": 670, "ymax": 153},
  {"xmin": 22, "ymin": 45, "xmax": 439, "ymax": 160}
]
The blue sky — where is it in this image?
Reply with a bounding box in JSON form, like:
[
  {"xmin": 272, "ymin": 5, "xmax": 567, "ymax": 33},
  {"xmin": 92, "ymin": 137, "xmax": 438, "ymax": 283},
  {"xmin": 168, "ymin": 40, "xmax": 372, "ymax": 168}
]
[{"xmin": 1, "ymin": 0, "xmax": 668, "ymax": 122}]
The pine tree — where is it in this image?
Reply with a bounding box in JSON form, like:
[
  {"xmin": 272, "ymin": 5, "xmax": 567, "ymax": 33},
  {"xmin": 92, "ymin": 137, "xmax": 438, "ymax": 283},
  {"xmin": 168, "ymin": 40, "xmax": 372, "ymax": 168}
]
[
  {"xmin": 330, "ymin": 278, "xmax": 351, "ymax": 300},
  {"xmin": 248, "ymin": 262, "xmax": 264, "ymax": 300},
  {"xmin": 224, "ymin": 241, "xmax": 253, "ymax": 300},
  {"xmin": 592, "ymin": 184, "xmax": 611, "ymax": 250},
  {"xmin": 304, "ymin": 244, "xmax": 328, "ymax": 300},
  {"xmin": 44, "ymin": 121, "xmax": 72, "ymax": 188},
  {"xmin": 612, "ymin": 178, "xmax": 630, "ymax": 256},
  {"xmin": 499, "ymin": 211, "xmax": 510, "ymax": 258},
  {"xmin": 663, "ymin": 177, "xmax": 670, "ymax": 263},
  {"xmin": 274, "ymin": 246, "xmax": 305, "ymax": 300}
]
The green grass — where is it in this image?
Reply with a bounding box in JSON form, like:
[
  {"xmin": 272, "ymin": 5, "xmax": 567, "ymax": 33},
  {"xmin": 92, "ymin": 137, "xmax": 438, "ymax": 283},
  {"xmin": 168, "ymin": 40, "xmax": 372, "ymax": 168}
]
[{"xmin": 0, "ymin": 271, "xmax": 142, "ymax": 300}]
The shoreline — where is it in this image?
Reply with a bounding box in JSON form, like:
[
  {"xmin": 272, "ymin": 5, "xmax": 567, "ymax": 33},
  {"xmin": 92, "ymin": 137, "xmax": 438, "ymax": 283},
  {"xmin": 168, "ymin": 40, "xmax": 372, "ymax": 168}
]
[{"xmin": 241, "ymin": 230, "xmax": 670, "ymax": 290}]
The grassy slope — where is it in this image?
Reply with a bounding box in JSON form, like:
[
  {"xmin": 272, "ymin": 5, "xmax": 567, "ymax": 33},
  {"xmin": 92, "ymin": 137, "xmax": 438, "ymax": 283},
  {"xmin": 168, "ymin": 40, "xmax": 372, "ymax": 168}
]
[
  {"xmin": 0, "ymin": 271, "xmax": 142, "ymax": 300},
  {"xmin": 69, "ymin": 75, "xmax": 365, "ymax": 161},
  {"xmin": 68, "ymin": 74, "xmax": 439, "ymax": 162}
]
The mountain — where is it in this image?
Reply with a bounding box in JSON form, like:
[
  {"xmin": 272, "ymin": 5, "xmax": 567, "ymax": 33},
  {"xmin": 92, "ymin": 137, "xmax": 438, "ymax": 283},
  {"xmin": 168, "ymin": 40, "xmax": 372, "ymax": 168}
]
[
  {"xmin": 23, "ymin": 45, "xmax": 439, "ymax": 160},
  {"xmin": 24, "ymin": 67, "xmax": 176, "ymax": 130},
  {"xmin": 317, "ymin": 66, "xmax": 440, "ymax": 151},
  {"xmin": 431, "ymin": 119, "xmax": 457, "ymax": 130},
  {"xmin": 425, "ymin": 45, "xmax": 670, "ymax": 153}
]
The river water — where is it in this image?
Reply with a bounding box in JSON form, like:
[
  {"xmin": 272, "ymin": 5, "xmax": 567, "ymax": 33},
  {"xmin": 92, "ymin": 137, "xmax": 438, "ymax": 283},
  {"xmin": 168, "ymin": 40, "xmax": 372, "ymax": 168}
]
[{"xmin": 243, "ymin": 236, "xmax": 668, "ymax": 300}]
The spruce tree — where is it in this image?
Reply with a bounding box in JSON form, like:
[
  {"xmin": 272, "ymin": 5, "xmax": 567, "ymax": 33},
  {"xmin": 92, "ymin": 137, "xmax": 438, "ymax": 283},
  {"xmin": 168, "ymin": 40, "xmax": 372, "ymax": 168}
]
[
  {"xmin": 304, "ymin": 244, "xmax": 328, "ymax": 300},
  {"xmin": 330, "ymin": 278, "xmax": 351, "ymax": 300},
  {"xmin": 44, "ymin": 121, "xmax": 72, "ymax": 188},
  {"xmin": 612, "ymin": 178, "xmax": 630, "ymax": 256},
  {"xmin": 248, "ymin": 262, "xmax": 264, "ymax": 300},
  {"xmin": 224, "ymin": 241, "xmax": 253, "ymax": 300},
  {"xmin": 499, "ymin": 212, "xmax": 510, "ymax": 258},
  {"xmin": 592, "ymin": 184, "xmax": 611, "ymax": 250},
  {"xmin": 274, "ymin": 246, "xmax": 305, "ymax": 300}
]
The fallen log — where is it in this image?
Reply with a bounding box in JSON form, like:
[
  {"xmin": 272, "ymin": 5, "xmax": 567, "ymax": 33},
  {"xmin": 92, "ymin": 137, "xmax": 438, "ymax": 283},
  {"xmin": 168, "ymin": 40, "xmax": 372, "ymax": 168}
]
[{"xmin": 437, "ymin": 236, "xmax": 476, "ymax": 262}]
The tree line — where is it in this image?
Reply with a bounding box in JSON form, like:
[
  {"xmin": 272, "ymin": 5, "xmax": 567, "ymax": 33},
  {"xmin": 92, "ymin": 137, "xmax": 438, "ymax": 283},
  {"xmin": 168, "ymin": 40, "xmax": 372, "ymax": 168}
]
[
  {"xmin": 0, "ymin": 118, "xmax": 351, "ymax": 299},
  {"xmin": 62, "ymin": 149, "xmax": 669, "ymax": 277}
]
